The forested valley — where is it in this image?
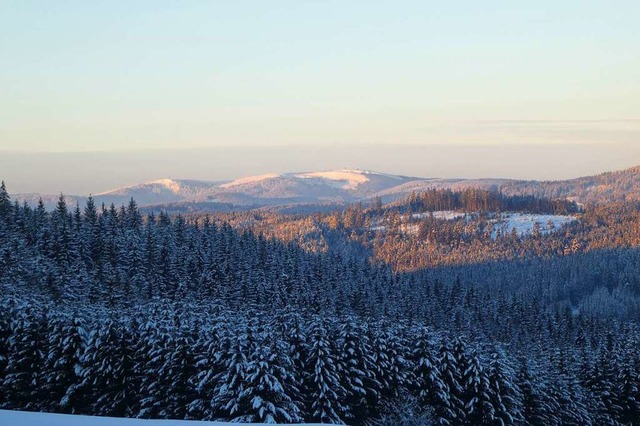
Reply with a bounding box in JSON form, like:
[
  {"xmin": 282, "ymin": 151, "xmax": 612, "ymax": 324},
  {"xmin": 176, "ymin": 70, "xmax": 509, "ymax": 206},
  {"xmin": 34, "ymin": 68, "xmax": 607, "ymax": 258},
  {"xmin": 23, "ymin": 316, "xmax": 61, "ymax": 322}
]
[{"xmin": 1, "ymin": 181, "xmax": 640, "ymax": 425}]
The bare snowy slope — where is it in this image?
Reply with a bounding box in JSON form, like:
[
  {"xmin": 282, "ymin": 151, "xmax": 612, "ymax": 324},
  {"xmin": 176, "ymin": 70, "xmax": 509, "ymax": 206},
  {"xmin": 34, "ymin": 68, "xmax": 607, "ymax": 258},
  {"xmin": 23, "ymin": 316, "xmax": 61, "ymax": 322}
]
[
  {"xmin": 206, "ymin": 169, "xmax": 414, "ymax": 205},
  {"xmin": 95, "ymin": 179, "xmax": 221, "ymax": 206}
]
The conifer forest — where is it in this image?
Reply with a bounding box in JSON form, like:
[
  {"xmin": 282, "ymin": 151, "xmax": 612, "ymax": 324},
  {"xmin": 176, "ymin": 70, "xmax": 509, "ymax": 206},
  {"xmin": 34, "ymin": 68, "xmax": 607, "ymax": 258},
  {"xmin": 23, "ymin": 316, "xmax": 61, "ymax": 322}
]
[{"xmin": 1, "ymin": 179, "xmax": 640, "ymax": 425}]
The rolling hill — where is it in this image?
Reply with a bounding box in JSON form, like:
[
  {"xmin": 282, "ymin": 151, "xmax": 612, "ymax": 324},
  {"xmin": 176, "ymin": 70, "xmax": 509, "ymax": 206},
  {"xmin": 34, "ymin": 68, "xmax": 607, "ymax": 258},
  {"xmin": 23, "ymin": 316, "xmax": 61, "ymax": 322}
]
[{"xmin": 10, "ymin": 165, "xmax": 640, "ymax": 211}]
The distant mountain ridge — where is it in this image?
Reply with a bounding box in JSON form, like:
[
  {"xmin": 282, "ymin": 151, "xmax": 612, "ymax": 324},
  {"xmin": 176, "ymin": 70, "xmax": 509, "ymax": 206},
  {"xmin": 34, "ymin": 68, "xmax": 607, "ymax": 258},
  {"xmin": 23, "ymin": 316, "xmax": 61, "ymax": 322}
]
[
  {"xmin": 10, "ymin": 165, "xmax": 640, "ymax": 211},
  {"xmin": 498, "ymin": 165, "xmax": 640, "ymax": 204}
]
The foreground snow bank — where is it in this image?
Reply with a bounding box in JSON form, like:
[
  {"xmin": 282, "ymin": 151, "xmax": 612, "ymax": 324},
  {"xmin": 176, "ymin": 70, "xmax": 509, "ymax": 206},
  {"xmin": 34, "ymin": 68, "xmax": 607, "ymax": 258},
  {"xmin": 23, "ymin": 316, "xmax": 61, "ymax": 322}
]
[{"xmin": 0, "ymin": 410, "xmax": 324, "ymax": 426}]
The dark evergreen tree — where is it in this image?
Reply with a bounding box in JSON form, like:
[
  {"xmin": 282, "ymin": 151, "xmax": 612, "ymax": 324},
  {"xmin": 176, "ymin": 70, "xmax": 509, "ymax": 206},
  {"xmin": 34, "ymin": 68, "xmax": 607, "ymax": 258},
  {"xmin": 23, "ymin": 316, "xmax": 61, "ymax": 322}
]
[
  {"xmin": 487, "ymin": 347, "xmax": 523, "ymax": 425},
  {"xmin": 617, "ymin": 359, "xmax": 640, "ymax": 425},
  {"xmin": 435, "ymin": 338, "xmax": 465, "ymax": 424},
  {"xmin": 159, "ymin": 327, "xmax": 198, "ymax": 419},
  {"xmin": 136, "ymin": 320, "xmax": 170, "ymax": 419},
  {"xmin": 516, "ymin": 359, "xmax": 546, "ymax": 425},
  {"xmin": 2, "ymin": 306, "xmax": 47, "ymax": 411},
  {"xmin": 44, "ymin": 315, "xmax": 85, "ymax": 413},
  {"xmin": 338, "ymin": 318, "xmax": 382, "ymax": 422},
  {"xmin": 234, "ymin": 334, "xmax": 303, "ymax": 423},
  {"xmin": 0, "ymin": 301, "xmax": 11, "ymax": 406},
  {"xmin": 410, "ymin": 329, "xmax": 445, "ymax": 411},
  {"xmin": 80, "ymin": 319, "xmax": 136, "ymax": 417},
  {"xmin": 304, "ymin": 320, "xmax": 347, "ymax": 424},
  {"xmin": 210, "ymin": 322, "xmax": 253, "ymax": 421},
  {"xmin": 462, "ymin": 350, "xmax": 493, "ymax": 425}
]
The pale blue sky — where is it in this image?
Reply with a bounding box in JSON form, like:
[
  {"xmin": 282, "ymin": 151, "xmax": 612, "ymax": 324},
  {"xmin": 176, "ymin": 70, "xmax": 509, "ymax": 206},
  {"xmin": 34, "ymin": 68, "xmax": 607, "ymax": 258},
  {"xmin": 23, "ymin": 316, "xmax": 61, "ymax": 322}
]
[
  {"xmin": 2, "ymin": 1, "xmax": 639, "ymax": 151},
  {"xmin": 1, "ymin": 1, "xmax": 639, "ymax": 192}
]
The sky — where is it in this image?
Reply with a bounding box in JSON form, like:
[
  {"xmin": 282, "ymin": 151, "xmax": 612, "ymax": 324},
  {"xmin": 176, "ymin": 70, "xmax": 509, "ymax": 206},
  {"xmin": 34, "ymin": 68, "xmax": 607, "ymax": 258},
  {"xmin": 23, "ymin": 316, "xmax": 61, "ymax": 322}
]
[{"xmin": 1, "ymin": 1, "xmax": 639, "ymax": 193}]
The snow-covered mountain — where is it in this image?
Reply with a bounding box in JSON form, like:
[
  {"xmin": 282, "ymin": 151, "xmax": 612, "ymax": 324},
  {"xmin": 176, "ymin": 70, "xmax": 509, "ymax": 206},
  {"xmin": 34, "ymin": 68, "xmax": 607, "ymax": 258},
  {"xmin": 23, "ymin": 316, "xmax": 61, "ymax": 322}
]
[
  {"xmin": 94, "ymin": 179, "xmax": 221, "ymax": 206},
  {"xmin": 205, "ymin": 169, "xmax": 416, "ymax": 205},
  {"xmin": 13, "ymin": 169, "xmax": 424, "ymax": 210},
  {"xmin": 93, "ymin": 169, "xmax": 420, "ymax": 207},
  {"xmin": 12, "ymin": 165, "xmax": 640, "ymax": 211}
]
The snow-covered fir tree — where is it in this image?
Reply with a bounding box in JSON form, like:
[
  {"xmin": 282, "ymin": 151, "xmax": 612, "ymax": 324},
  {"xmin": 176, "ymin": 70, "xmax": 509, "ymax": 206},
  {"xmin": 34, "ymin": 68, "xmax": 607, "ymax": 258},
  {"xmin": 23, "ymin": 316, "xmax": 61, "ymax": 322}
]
[
  {"xmin": 304, "ymin": 320, "xmax": 347, "ymax": 424},
  {"xmin": 80, "ymin": 319, "xmax": 136, "ymax": 417},
  {"xmin": 44, "ymin": 314, "xmax": 85, "ymax": 413}
]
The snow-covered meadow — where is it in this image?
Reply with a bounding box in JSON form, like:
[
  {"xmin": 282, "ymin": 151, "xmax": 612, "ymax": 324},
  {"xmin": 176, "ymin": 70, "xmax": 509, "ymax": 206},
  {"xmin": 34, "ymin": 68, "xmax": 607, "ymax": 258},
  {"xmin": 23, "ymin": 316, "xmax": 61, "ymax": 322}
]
[
  {"xmin": 376, "ymin": 211, "xmax": 577, "ymax": 238},
  {"xmin": 411, "ymin": 211, "xmax": 466, "ymax": 221},
  {"xmin": 489, "ymin": 213, "xmax": 577, "ymax": 238}
]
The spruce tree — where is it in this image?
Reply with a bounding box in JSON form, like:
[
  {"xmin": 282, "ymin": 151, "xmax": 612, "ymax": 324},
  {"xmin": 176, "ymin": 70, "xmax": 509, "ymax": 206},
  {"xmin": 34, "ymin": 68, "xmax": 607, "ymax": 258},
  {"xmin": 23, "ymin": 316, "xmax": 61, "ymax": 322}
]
[
  {"xmin": 462, "ymin": 351, "xmax": 493, "ymax": 424},
  {"xmin": 80, "ymin": 319, "xmax": 136, "ymax": 417},
  {"xmin": 339, "ymin": 319, "xmax": 383, "ymax": 422},
  {"xmin": 617, "ymin": 359, "xmax": 640, "ymax": 424},
  {"xmin": 0, "ymin": 181, "xmax": 11, "ymax": 220},
  {"xmin": 304, "ymin": 320, "xmax": 347, "ymax": 424},
  {"xmin": 44, "ymin": 314, "xmax": 85, "ymax": 413},
  {"xmin": 487, "ymin": 347, "xmax": 523, "ymax": 425},
  {"xmin": 2, "ymin": 306, "xmax": 47, "ymax": 411},
  {"xmin": 410, "ymin": 329, "xmax": 445, "ymax": 411},
  {"xmin": 517, "ymin": 359, "xmax": 545, "ymax": 425},
  {"xmin": 435, "ymin": 338, "xmax": 465, "ymax": 424},
  {"xmin": 211, "ymin": 322, "xmax": 253, "ymax": 421},
  {"xmin": 159, "ymin": 328, "xmax": 198, "ymax": 419},
  {"xmin": 136, "ymin": 321, "xmax": 170, "ymax": 419},
  {"xmin": 233, "ymin": 334, "xmax": 303, "ymax": 423}
]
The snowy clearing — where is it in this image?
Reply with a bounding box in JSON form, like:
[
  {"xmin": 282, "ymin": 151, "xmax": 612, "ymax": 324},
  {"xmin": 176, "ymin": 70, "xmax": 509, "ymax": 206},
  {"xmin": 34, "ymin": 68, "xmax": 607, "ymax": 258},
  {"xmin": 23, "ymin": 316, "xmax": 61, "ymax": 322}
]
[
  {"xmin": 412, "ymin": 211, "xmax": 467, "ymax": 220},
  {"xmin": 401, "ymin": 223, "xmax": 420, "ymax": 235},
  {"xmin": 373, "ymin": 212, "xmax": 577, "ymax": 238},
  {"xmin": 491, "ymin": 213, "xmax": 577, "ymax": 238},
  {"xmin": 0, "ymin": 410, "xmax": 324, "ymax": 426}
]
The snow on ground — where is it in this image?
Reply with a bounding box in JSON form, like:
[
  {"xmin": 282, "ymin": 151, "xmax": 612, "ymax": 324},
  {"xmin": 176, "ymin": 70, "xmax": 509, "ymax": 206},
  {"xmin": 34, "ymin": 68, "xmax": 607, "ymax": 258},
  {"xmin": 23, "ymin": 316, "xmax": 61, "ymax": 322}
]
[
  {"xmin": 219, "ymin": 174, "xmax": 280, "ymax": 188},
  {"xmin": 372, "ymin": 212, "xmax": 577, "ymax": 237},
  {"xmin": 296, "ymin": 170, "xmax": 372, "ymax": 190},
  {"xmin": 0, "ymin": 410, "xmax": 324, "ymax": 426},
  {"xmin": 400, "ymin": 223, "xmax": 420, "ymax": 235},
  {"xmin": 95, "ymin": 179, "xmax": 184, "ymax": 197},
  {"xmin": 294, "ymin": 169, "xmax": 390, "ymax": 191},
  {"xmin": 149, "ymin": 179, "xmax": 183, "ymax": 194},
  {"xmin": 491, "ymin": 213, "xmax": 576, "ymax": 238},
  {"xmin": 220, "ymin": 169, "xmax": 395, "ymax": 191},
  {"xmin": 412, "ymin": 211, "xmax": 467, "ymax": 220}
]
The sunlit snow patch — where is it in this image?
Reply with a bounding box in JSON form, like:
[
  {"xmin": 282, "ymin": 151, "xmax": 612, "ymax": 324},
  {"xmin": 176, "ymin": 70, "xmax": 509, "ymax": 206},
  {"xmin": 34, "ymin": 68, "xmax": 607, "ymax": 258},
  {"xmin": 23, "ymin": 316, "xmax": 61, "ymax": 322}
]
[
  {"xmin": 491, "ymin": 213, "xmax": 577, "ymax": 238},
  {"xmin": 219, "ymin": 174, "xmax": 280, "ymax": 188},
  {"xmin": 412, "ymin": 211, "xmax": 467, "ymax": 220}
]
